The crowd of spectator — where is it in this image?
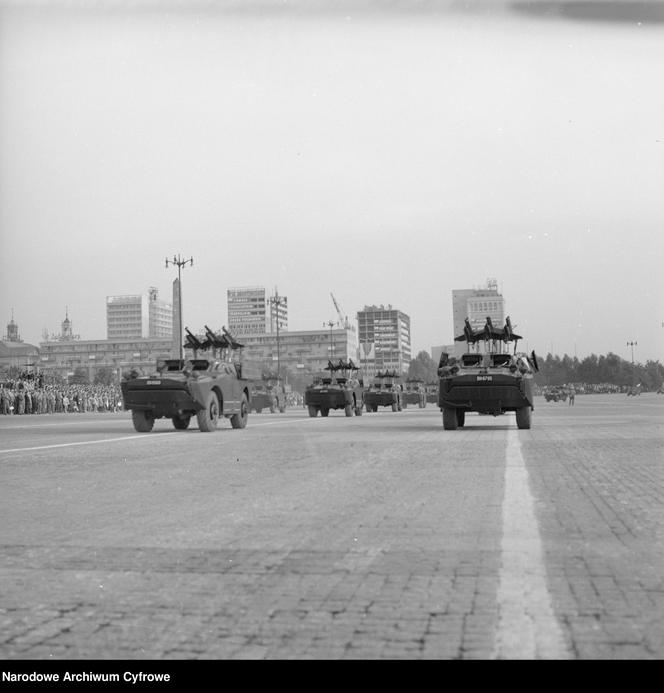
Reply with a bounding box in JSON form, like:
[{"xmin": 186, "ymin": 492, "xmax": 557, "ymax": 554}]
[
  {"xmin": 0, "ymin": 379, "xmax": 123, "ymax": 415},
  {"xmin": 534, "ymin": 382, "xmax": 633, "ymax": 395}
]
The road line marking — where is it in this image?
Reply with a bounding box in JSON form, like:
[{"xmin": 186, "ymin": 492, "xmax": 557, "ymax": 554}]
[
  {"xmin": 492, "ymin": 428, "xmax": 569, "ymax": 660},
  {"xmin": 0, "ymin": 433, "xmax": 174, "ymax": 454}
]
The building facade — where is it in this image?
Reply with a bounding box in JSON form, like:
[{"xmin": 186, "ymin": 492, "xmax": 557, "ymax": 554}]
[
  {"xmin": 356, "ymin": 305, "xmax": 411, "ymax": 376},
  {"xmin": 106, "ymin": 287, "xmax": 173, "ymax": 341},
  {"xmin": 0, "ymin": 314, "xmax": 39, "ymax": 377},
  {"xmin": 38, "ymin": 337, "xmax": 174, "ymax": 383},
  {"xmin": 227, "ymin": 286, "xmax": 288, "ymax": 337},
  {"xmin": 452, "ymin": 278, "xmax": 505, "ymax": 357}
]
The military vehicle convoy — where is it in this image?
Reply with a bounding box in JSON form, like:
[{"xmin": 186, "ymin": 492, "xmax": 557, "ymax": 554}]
[
  {"xmin": 438, "ymin": 316, "xmax": 539, "ymax": 430},
  {"xmin": 364, "ymin": 370, "xmax": 403, "ymax": 412},
  {"xmin": 402, "ymin": 378, "xmax": 426, "ymax": 408},
  {"xmin": 120, "ymin": 325, "xmax": 250, "ymax": 432},
  {"xmin": 249, "ymin": 373, "xmax": 287, "ymax": 413},
  {"xmin": 304, "ymin": 359, "xmax": 364, "ymax": 417}
]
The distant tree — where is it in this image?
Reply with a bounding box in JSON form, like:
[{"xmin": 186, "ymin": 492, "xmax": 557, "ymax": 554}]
[
  {"xmin": 407, "ymin": 351, "xmax": 438, "ymax": 383},
  {"xmin": 94, "ymin": 367, "xmax": 116, "ymax": 386}
]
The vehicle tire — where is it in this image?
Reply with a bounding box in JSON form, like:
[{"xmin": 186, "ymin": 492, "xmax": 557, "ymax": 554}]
[
  {"xmin": 197, "ymin": 390, "xmax": 220, "ymax": 432},
  {"xmin": 270, "ymin": 405, "xmax": 275, "ymax": 414},
  {"xmin": 320, "ymin": 408, "xmax": 329, "ymax": 417},
  {"xmin": 172, "ymin": 414, "xmax": 191, "ymax": 430},
  {"xmin": 355, "ymin": 403, "xmax": 363, "ymax": 416},
  {"xmin": 397, "ymin": 401, "xmax": 403, "ymax": 411},
  {"xmin": 516, "ymin": 406, "xmax": 531, "ymax": 430},
  {"xmin": 308, "ymin": 405, "xmax": 318, "ymax": 417},
  {"xmin": 456, "ymin": 409, "xmax": 465, "ymax": 427},
  {"xmin": 366, "ymin": 403, "xmax": 372, "ymax": 413},
  {"xmin": 231, "ymin": 393, "xmax": 249, "ymax": 429},
  {"xmin": 279, "ymin": 406, "xmax": 286, "ymax": 413},
  {"xmin": 391, "ymin": 402, "xmax": 397, "ymax": 412},
  {"xmin": 442, "ymin": 407, "xmax": 458, "ymax": 430},
  {"xmin": 345, "ymin": 403, "xmax": 353, "ymax": 417},
  {"xmin": 402, "ymin": 401, "xmax": 408, "ymax": 409},
  {"xmin": 132, "ymin": 409, "xmax": 155, "ymax": 432},
  {"xmin": 256, "ymin": 408, "xmax": 262, "ymax": 414}
]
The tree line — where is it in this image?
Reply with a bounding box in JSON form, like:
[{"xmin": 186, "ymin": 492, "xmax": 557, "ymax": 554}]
[{"xmin": 406, "ymin": 350, "xmax": 664, "ymax": 391}]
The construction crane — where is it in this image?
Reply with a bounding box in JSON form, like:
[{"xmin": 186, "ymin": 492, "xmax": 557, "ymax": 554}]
[{"xmin": 330, "ymin": 292, "xmax": 350, "ymax": 329}]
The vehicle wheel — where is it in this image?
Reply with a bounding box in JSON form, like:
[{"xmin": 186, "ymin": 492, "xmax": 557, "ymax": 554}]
[
  {"xmin": 366, "ymin": 403, "xmax": 372, "ymax": 413},
  {"xmin": 279, "ymin": 406, "xmax": 286, "ymax": 413},
  {"xmin": 516, "ymin": 406, "xmax": 531, "ymax": 430},
  {"xmin": 355, "ymin": 403, "xmax": 363, "ymax": 416},
  {"xmin": 308, "ymin": 405, "xmax": 318, "ymax": 417},
  {"xmin": 391, "ymin": 402, "xmax": 398, "ymax": 412},
  {"xmin": 256, "ymin": 408, "xmax": 262, "ymax": 414},
  {"xmin": 320, "ymin": 408, "xmax": 329, "ymax": 417},
  {"xmin": 403, "ymin": 401, "xmax": 408, "ymax": 409},
  {"xmin": 132, "ymin": 409, "xmax": 155, "ymax": 432},
  {"xmin": 172, "ymin": 414, "xmax": 191, "ymax": 430},
  {"xmin": 345, "ymin": 403, "xmax": 353, "ymax": 417},
  {"xmin": 456, "ymin": 409, "xmax": 465, "ymax": 427},
  {"xmin": 197, "ymin": 391, "xmax": 220, "ymax": 432},
  {"xmin": 231, "ymin": 393, "xmax": 249, "ymax": 429},
  {"xmin": 397, "ymin": 401, "xmax": 403, "ymax": 411},
  {"xmin": 442, "ymin": 407, "xmax": 458, "ymax": 430},
  {"xmin": 270, "ymin": 405, "xmax": 275, "ymax": 413}
]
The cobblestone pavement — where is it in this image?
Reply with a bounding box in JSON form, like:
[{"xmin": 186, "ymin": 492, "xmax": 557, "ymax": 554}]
[{"xmin": 0, "ymin": 394, "xmax": 662, "ymax": 659}]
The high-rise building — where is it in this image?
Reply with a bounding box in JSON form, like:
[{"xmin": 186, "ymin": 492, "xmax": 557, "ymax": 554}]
[
  {"xmin": 227, "ymin": 286, "xmax": 288, "ymax": 337},
  {"xmin": 452, "ymin": 278, "xmax": 505, "ymax": 357},
  {"xmin": 356, "ymin": 304, "xmax": 411, "ymax": 376},
  {"xmin": 106, "ymin": 287, "xmax": 172, "ymax": 340}
]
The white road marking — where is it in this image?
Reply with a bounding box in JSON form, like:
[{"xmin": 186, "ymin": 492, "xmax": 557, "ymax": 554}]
[
  {"xmin": 0, "ymin": 433, "xmax": 173, "ymax": 454},
  {"xmin": 492, "ymin": 427, "xmax": 569, "ymax": 660},
  {"xmin": 0, "ymin": 417, "xmax": 312, "ymax": 454}
]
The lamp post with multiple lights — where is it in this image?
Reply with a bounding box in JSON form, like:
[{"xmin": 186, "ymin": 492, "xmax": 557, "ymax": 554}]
[{"xmin": 165, "ymin": 254, "xmax": 193, "ymax": 362}]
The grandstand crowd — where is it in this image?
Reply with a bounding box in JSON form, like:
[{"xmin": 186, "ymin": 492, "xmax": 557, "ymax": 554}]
[{"xmin": 0, "ymin": 378, "xmax": 122, "ymax": 415}]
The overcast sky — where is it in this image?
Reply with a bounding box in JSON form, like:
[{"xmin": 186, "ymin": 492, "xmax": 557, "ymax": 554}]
[{"xmin": 1, "ymin": 0, "xmax": 663, "ymax": 363}]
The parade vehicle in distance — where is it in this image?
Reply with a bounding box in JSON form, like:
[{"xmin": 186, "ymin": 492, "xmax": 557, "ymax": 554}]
[
  {"xmin": 438, "ymin": 316, "xmax": 539, "ymax": 430},
  {"xmin": 249, "ymin": 373, "xmax": 287, "ymax": 413},
  {"xmin": 425, "ymin": 382, "xmax": 439, "ymax": 405},
  {"xmin": 364, "ymin": 370, "xmax": 403, "ymax": 413},
  {"xmin": 120, "ymin": 325, "xmax": 250, "ymax": 432},
  {"xmin": 304, "ymin": 359, "xmax": 364, "ymax": 417},
  {"xmin": 402, "ymin": 378, "xmax": 427, "ymax": 408},
  {"xmin": 543, "ymin": 386, "xmax": 568, "ymax": 402},
  {"xmin": 627, "ymin": 384, "xmax": 642, "ymax": 396}
]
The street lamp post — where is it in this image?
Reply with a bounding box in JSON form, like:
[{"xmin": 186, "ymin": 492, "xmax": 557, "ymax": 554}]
[
  {"xmin": 627, "ymin": 340, "xmax": 637, "ymax": 387},
  {"xmin": 270, "ymin": 290, "xmax": 286, "ymax": 380},
  {"xmin": 324, "ymin": 320, "xmax": 337, "ymax": 362},
  {"xmin": 165, "ymin": 254, "xmax": 193, "ymax": 363}
]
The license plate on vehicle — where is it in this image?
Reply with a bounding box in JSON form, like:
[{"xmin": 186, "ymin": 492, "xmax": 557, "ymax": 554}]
[{"xmin": 146, "ymin": 380, "xmax": 161, "ymax": 385}]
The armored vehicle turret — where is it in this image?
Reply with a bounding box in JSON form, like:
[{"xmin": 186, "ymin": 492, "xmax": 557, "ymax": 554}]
[
  {"xmin": 304, "ymin": 359, "xmax": 364, "ymax": 417},
  {"xmin": 438, "ymin": 316, "xmax": 539, "ymax": 430}
]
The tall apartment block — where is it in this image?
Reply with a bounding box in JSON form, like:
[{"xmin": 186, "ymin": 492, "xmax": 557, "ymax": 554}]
[
  {"xmin": 452, "ymin": 278, "xmax": 505, "ymax": 357},
  {"xmin": 356, "ymin": 304, "xmax": 411, "ymax": 376},
  {"xmin": 106, "ymin": 287, "xmax": 173, "ymax": 340},
  {"xmin": 227, "ymin": 286, "xmax": 288, "ymax": 337}
]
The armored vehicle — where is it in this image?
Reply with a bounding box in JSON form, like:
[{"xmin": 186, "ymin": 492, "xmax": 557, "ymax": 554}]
[
  {"xmin": 425, "ymin": 382, "xmax": 439, "ymax": 405},
  {"xmin": 121, "ymin": 325, "xmax": 250, "ymax": 432},
  {"xmin": 250, "ymin": 373, "xmax": 287, "ymax": 413},
  {"xmin": 438, "ymin": 316, "xmax": 539, "ymax": 430},
  {"xmin": 402, "ymin": 378, "xmax": 427, "ymax": 408},
  {"xmin": 304, "ymin": 359, "xmax": 364, "ymax": 417},
  {"xmin": 364, "ymin": 370, "xmax": 403, "ymax": 413}
]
